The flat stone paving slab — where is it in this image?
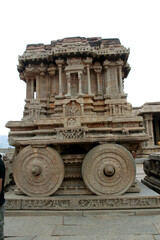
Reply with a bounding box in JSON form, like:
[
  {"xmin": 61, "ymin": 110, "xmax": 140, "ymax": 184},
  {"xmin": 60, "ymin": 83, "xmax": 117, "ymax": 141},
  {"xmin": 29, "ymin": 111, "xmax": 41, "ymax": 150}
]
[
  {"xmin": 59, "ymin": 235, "xmax": 157, "ymax": 240},
  {"xmin": 4, "ymin": 204, "xmax": 160, "ymax": 240},
  {"xmin": 52, "ymin": 222, "xmax": 158, "ymax": 236},
  {"xmin": 5, "ymin": 237, "xmax": 59, "ymax": 240},
  {"xmin": 4, "ymin": 215, "xmax": 63, "ymax": 237},
  {"xmin": 154, "ymin": 235, "xmax": 160, "ymax": 240},
  {"xmin": 33, "ymin": 237, "xmax": 60, "ymax": 240},
  {"xmin": 63, "ymin": 214, "xmax": 160, "ymax": 225},
  {"xmin": 4, "ymin": 237, "xmax": 36, "ymax": 240}
]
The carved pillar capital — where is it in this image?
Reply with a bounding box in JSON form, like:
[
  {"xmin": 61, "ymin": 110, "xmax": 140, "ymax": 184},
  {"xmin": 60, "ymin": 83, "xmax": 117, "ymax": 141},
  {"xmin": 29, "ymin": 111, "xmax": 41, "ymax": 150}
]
[
  {"xmin": 47, "ymin": 64, "xmax": 56, "ymax": 76},
  {"xmin": 93, "ymin": 63, "xmax": 102, "ymax": 74},
  {"xmin": 103, "ymin": 60, "xmax": 110, "ymax": 68},
  {"xmin": 117, "ymin": 59, "xmax": 123, "ymax": 66},
  {"xmin": 25, "ymin": 76, "xmax": 29, "ymax": 83},
  {"xmin": 38, "ymin": 63, "xmax": 47, "ymax": 76},
  {"xmin": 55, "ymin": 59, "xmax": 65, "ymax": 66},
  {"xmin": 84, "ymin": 57, "xmax": 93, "ymax": 65}
]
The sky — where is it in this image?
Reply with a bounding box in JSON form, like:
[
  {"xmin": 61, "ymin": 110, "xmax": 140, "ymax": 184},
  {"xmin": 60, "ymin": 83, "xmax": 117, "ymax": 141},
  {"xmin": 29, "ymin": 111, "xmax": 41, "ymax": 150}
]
[{"xmin": 0, "ymin": 0, "xmax": 160, "ymax": 135}]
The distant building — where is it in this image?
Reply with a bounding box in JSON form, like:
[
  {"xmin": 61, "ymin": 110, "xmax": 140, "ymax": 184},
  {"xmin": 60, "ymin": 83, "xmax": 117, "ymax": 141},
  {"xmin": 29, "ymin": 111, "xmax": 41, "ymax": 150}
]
[{"xmin": 133, "ymin": 102, "xmax": 160, "ymax": 158}]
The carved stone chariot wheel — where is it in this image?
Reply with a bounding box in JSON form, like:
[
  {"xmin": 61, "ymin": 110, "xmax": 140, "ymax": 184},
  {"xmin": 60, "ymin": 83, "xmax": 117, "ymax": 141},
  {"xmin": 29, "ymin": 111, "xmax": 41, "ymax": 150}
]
[
  {"xmin": 82, "ymin": 144, "xmax": 136, "ymax": 195},
  {"xmin": 13, "ymin": 146, "xmax": 64, "ymax": 196}
]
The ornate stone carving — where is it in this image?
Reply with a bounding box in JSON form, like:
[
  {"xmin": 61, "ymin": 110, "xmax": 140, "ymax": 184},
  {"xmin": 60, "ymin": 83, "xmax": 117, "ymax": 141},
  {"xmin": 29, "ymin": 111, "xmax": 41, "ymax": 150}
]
[
  {"xmin": 62, "ymin": 129, "xmax": 83, "ymax": 139},
  {"xmin": 5, "ymin": 196, "xmax": 160, "ymax": 210},
  {"xmin": 6, "ymin": 37, "xmax": 148, "ymax": 201},
  {"xmin": 82, "ymin": 144, "xmax": 135, "ymax": 195},
  {"xmin": 66, "ymin": 101, "xmax": 80, "ymax": 116},
  {"xmin": 13, "ymin": 146, "xmax": 64, "ymax": 196},
  {"xmin": 67, "ymin": 118, "xmax": 77, "ymax": 126},
  {"xmin": 38, "ymin": 63, "xmax": 47, "ymax": 76},
  {"xmin": 47, "ymin": 64, "xmax": 56, "ymax": 76}
]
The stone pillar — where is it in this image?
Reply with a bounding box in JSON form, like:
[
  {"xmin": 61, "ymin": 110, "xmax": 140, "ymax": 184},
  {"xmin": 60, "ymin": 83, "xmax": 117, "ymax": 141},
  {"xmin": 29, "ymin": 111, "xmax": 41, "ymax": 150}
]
[
  {"xmin": 78, "ymin": 72, "xmax": 83, "ymax": 95},
  {"xmin": 56, "ymin": 59, "xmax": 64, "ymax": 97},
  {"xmin": 30, "ymin": 78, "xmax": 34, "ymax": 99},
  {"xmin": 47, "ymin": 64, "xmax": 56, "ymax": 97},
  {"xmin": 80, "ymin": 103, "xmax": 84, "ymax": 115},
  {"xmin": 117, "ymin": 60, "xmax": 123, "ymax": 94},
  {"xmin": 96, "ymin": 73, "xmax": 101, "ymax": 93},
  {"xmin": 26, "ymin": 79, "xmax": 30, "ymax": 99},
  {"xmin": 104, "ymin": 66, "xmax": 109, "ymax": 94},
  {"xmin": 118, "ymin": 66, "xmax": 123, "ymax": 93},
  {"xmin": 63, "ymin": 104, "xmax": 66, "ymax": 116},
  {"xmin": 93, "ymin": 62, "xmax": 102, "ymax": 95},
  {"xmin": 103, "ymin": 60, "xmax": 110, "ymax": 95},
  {"xmin": 26, "ymin": 77, "xmax": 30, "ymax": 99},
  {"xmin": 36, "ymin": 75, "xmax": 40, "ymax": 99},
  {"xmin": 154, "ymin": 115, "xmax": 160, "ymax": 145},
  {"xmin": 66, "ymin": 73, "xmax": 71, "ymax": 97},
  {"xmin": 145, "ymin": 114, "xmax": 154, "ymax": 146},
  {"xmin": 84, "ymin": 57, "xmax": 92, "ymax": 95},
  {"xmin": 86, "ymin": 65, "xmax": 91, "ymax": 94},
  {"xmin": 114, "ymin": 67, "xmax": 119, "ymax": 93}
]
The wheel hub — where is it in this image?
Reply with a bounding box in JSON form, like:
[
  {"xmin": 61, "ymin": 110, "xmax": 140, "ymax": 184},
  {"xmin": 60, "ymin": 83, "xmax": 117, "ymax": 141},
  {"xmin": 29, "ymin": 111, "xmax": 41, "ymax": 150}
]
[{"xmin": 104, "ymin": 165, "xmax": 115, "ymax": 177}]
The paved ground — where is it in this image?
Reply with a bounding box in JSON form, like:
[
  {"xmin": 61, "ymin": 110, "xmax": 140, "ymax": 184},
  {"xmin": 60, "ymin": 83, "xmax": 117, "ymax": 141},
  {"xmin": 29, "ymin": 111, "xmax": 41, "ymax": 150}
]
[
  {"xmin": 4, "ymin": 164, "xmax": 160, "ymax": 240},
  {"xmin": 4, "ymin": 212, "xmax": 160, "ymax": 240}
]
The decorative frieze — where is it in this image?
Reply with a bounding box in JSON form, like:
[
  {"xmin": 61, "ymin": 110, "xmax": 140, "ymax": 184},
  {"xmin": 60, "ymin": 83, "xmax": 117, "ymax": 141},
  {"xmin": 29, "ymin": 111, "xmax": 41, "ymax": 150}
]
[{"xmin": 5, "ymin": 195, "xmax": 160, "ymax": 210}]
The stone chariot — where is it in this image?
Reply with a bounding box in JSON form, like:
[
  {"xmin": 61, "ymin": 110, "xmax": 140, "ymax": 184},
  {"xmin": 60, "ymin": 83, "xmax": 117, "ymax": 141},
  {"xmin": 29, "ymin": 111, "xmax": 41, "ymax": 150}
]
[{"xmin": 6, "ymin": 37, "xmax": 147, "ymax": 197}]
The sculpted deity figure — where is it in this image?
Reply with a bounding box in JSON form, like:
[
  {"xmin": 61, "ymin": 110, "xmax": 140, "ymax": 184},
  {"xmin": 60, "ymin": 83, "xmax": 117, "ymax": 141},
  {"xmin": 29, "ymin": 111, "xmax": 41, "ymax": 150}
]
[{"xmin": 67, "ymin": 101, "xmax": 78, "ymax": 116}]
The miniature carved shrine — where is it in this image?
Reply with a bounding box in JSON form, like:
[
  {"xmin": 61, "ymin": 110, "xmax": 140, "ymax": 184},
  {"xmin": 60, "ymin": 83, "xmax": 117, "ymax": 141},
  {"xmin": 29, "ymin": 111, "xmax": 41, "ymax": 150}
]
[{"xmin": 6, "ymin": 37, "xmax": 148, "ymax": 197}]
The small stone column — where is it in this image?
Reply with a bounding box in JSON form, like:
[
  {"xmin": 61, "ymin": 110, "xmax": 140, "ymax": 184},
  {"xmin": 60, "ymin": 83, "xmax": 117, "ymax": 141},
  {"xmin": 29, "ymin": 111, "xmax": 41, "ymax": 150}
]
[
  {"xmin": 26, "ymin": 77, "xmax": 34, "ymax": 99},
  {"xmin": 80, "ymin": 103, "xmax": 84, "ymax": 115},
  {"xmin": 97, "ymin": 73, "xmax": 101, "ymax": 93},
  {"xmin": 93, "ymin": 62, "xmax": 102, "ymax": 95},
  {"xmin": 63, "ymin": 104, "xmax": 66, "ymax": 116},
  {"xmin": 31, "ymin": 78, "xmax": 34, "ymax": 99},
  {"xmin": 78, "ymin": 72, "xmax": 83, "ymax": 95},
  {"xmin": 84, "ymin": 57, "xmax": 92, "ymax": 95},
  {"xmin": 47, "ymin": 64, "xmax": 56, "ymax": 97},
  {"xmin": 155, "ymin": 115, "xmax": 160, "ymax": 145},
  {"xmin": 56, "ymin": 59, "xmax": 64, "ymax": 97},
  {"xmin": 36, "ymin": 75, "xmax": 40, "ymax": 99},
  {"xmin": 118, "ymin": 66, "xmax": 123, "ymax": 93},
  {"xmin": 66, "ymin": 72, "xmax": 71, "ymax": 97},
  {"xmin": 145, "ymin": 114, "xmax": 154, "ymax": 146},
  {"xmin": 117, "ymin": 60, "xmax": 123, "ymax": 94},
  {"xmin": 103, "ymin": 60, "xmax": 110, "ymax": 95},
  {"xmin": 26, "ymin": 77, "xmax": 30, "ymax": 99}
]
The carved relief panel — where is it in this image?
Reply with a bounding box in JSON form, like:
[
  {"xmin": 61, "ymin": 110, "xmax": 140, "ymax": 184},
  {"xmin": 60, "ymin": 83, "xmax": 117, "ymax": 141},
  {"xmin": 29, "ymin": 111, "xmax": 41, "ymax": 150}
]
[
  {"xmin": 71, "ymin": 73, "xmax": 79, "ymax": 96},
  {"xmin": 66, "ymin": 101, "xmax": 81, "ymax": 117},
  {"xmin": 109, "ymin": 66, "xmax": 118, "ymax": 94}
]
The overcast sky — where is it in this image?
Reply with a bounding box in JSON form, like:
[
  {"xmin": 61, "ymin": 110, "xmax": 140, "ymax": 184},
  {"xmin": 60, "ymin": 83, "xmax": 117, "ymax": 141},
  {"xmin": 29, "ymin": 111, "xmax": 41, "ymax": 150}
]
[{"xmin": 0, "ymin": 0, "xmax": 160, "ymax": 135}]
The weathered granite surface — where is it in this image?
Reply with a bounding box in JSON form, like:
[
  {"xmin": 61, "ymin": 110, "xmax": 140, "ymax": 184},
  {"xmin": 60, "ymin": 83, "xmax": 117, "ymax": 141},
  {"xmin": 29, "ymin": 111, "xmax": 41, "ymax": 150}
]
[{"xmin": 6, "ymin": 37, "xmax": 148, "ymax": 198}]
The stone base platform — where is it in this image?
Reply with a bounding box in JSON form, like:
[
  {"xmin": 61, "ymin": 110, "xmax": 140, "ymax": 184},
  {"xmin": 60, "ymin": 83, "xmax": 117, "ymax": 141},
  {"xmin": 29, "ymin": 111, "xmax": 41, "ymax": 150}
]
[
  {"xmin": 5, "ymin": 181, "xmax": 160, "ymax": 212},
  {"xmin": 142, "ymin": 176, "xmax": 160, "ymax": 194}
]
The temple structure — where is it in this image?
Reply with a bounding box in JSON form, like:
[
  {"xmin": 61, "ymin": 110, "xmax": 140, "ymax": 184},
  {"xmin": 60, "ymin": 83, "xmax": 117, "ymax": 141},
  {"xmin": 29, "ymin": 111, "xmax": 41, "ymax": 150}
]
[
  {"xmin": 133, "ymin": 102, "xmax": 160, "ymax": 158},
  {"xmin": 6, "ymin": 37, "xmax": 148, "ymax": 197}
]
